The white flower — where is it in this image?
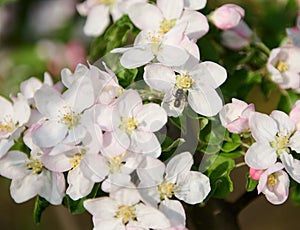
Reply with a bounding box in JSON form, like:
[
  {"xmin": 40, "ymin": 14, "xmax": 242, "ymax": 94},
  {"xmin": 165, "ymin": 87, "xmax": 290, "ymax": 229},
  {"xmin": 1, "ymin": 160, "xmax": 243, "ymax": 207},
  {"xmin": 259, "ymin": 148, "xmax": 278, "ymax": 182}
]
[
  {"xmin": 77, "ymin": 0, "xmax": 146, "ymax": 37},
  {"xmin": 143, "ymin": 56, "xmax": 227, "ymax": 117},
  {"xmin": 97, "ymin": 89, "xmax": 168, "ymax": 157},
  {"xmin": 245, "ymin": 111, "xmax": 300, "ymax": 183},
  {"xmin": 137, "ymin": 152, "xmax": 211, "ymax": 206},
  {"xmin": 84, "ymin": 188, "xmax": 171, "ymax": 229},
  {"xmin": 0, "ymin": 150, "xmax": 65, "ymax": 204},
  {"xmin": 0, "ymin": 94, "xmax": 30, "ymax": 157},
  {"xmin": 257, "ymin": 163, "xmax": 289, "ymax": 205}
]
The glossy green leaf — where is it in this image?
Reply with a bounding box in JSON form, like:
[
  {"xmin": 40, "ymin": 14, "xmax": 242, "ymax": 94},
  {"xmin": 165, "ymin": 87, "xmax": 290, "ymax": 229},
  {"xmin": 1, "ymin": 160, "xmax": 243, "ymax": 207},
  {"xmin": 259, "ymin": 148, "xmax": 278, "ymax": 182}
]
[
  {"xmin": 246, "ymin": 174, "xmax": 258, "ymax": 192},
  {"xmin": 33, "ymin": 196, "xmax": 50, "ymax": 224}
]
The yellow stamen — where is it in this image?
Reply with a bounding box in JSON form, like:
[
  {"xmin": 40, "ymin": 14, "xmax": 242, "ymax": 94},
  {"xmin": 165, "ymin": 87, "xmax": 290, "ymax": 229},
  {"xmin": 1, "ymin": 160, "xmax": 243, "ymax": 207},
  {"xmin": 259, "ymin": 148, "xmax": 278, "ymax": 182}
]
[
  {"xmin": 58, "ymin": 106, "xmax": 80, "ymax": 129},
  {"xmin": 276, "ymin": 60, "xmax": 289, "ymax": 73},
  {"xmin": 159, "ymin": 18, "xmax": 176, "ymax": 34},
  {"xmin": 26, "ymin": 158, "xmax": 44, "ymax": 174},
  {"xmin": 0, "ymin": 116, "xmax": 15, "ymax": 133},
  {"xmin": 108, "ymin": 153, "xmax": 125, "ymax": 174},
  {"xmin": 120, "ymin": 117, "xmax": 138, "ymax": 134},
  {"xmin": 267, "ymin": 174, "xmax": 277, "ymax": 186},
  {"xmin": 69, "ymin": 153, "xmax": 83, "ymax": 169},
  {"xmin": 115, "ymin": 205, "xmax": 136, "ymax": 225},
  {"xmin": 176, "ymin": 74, "xmax": 194, "ymax": 89},
  {"xmin": 98, "ymin": 0, "xmax": 115, "ymax": 6},
  {"xmin": 158, "ymin": 180, "xmax": 176, "ymax": 200},
  {"xmin": 270, "ymin": 133, "xmax": 289, "ymax": 155}
]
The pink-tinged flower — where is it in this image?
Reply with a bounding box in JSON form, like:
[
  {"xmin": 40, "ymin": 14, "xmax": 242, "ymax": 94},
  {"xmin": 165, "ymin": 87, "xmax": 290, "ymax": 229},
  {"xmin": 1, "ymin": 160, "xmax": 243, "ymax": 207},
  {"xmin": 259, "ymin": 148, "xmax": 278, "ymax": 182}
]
[
  {"xmin": 249, "ymin": 168, "xmax": 264, "ymax": 180},
  {"xmin": 257, "ymin": 163, "xmax": 289, "ymax": 205},
  {"xmin": 219, "ymin": 98, "xmax": 255, "ymax": 134},
  {"xmin": 290, "ymin": 100, "xmax": 300, "ymax": 130},
  {"xmin": 84, "ymin": 188, "xmax": 171, "ymax": 229},
  {"xmin": 111, "ymin": 24, "xmax": 190, "ymax": 69},
  {"xmin": 286, "ymin": 13, "xmax": 300, "ymax": 47},
  {"xmin": 221, "ymin": 20, "xmax": 253, "ymax": 50},
  {"xmin": 31, "ymin": 64, "xmax": 102, "ymax": 148},
  {"xmin": 0, "ymin": 94, "xmax": 30, "ymax": 158},
  {"xmin": 245, "ymin": 111, "xmax": 300, "ymax": 183},
  {"xmin": 128, "ymin": 0, "xmax": 209, "ymax": 40},
  {"xmin": 144, "ymin": 56, "xmax": 227, "ymax": 117},
  {"xmin": 210, "ymin": 4, "xmax": 245, "ymax": 30},
  {"xmin": 267, "ymin": 45, "xmax": 300, "ymax": 89},
  {"xmin": 137, "ymin": 152, "xmax": 211, "ymax": 206},
  {"xmin": 97, "ymin": 89, "xmax": 168, "ymax": 157},
  {"xmin": 0, "ymin": 150, "xmax": 65, "ymax": 204},
  {"xmin": 77, "ymin": 0, "xmax": 146, "ymax": 37}
]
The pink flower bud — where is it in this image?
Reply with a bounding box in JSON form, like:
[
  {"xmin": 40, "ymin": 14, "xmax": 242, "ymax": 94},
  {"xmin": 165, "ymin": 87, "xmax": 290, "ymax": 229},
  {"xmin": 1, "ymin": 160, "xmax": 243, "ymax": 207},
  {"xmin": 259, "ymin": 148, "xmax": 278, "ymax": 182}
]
[
  {"xmin": 249, "ymin": 168, "xmax": 264, "ymax": 180},
  {"xmin": 211, "ymin": 4, "xmax": 245, "ymax": 30}
]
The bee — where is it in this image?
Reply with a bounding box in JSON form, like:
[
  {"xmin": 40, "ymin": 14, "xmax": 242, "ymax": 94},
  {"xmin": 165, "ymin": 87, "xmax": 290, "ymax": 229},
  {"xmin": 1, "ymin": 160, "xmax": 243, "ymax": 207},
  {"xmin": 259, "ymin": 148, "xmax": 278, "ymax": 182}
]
[{"xmin": 173, "ymin": 88, "xmax": 186, "ymax": 108}]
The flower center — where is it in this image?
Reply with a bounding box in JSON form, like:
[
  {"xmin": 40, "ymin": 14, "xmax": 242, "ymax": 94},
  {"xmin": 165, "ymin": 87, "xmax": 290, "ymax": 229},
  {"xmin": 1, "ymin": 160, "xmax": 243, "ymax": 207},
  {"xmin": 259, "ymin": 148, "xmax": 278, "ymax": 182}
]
[
  {"xmin": 0, "ymin": 116, "xmax": 16, "ymax": 133},
  {"xmin": 108, "ymin": 153, "xmax": 125, "ymax": 174},
  {"xmin": 267, "ymin": 173, "xmax": 277, "ymax": 187},
  {"xmin": 120, "ymin": 117, "xmax": 138, "ymax": 134},
  {"xmin": 58, "ymin": 106, "xmax": 80, "ymax": 129},
  {"xmin": 26, "ymin": 158, "xmax": 44, "ymax": 174},
  {"xmin": 275, "ymin": 60, "xmax": 289, "ymax": 73},
  {"xmin": 158, "ymin": 180, "xmax": 176, "ymax": 200},
  {"xmin": 159, "ymin": 18, "xmax": 176, "ymax": 34},
  {"xmin": 270, "ymin": 133, "xmax": 289, "ymax": 155},
  {"xmin": 69, "ymin": 153, "xmax": 84, "ymax": 169},
  {"xmin": 115, "ymin": 205, "xmax": 137, "ymax": 225},
  {"xmin": 176, "ymin": 73, "xmax": 194, "ymax": 89}
]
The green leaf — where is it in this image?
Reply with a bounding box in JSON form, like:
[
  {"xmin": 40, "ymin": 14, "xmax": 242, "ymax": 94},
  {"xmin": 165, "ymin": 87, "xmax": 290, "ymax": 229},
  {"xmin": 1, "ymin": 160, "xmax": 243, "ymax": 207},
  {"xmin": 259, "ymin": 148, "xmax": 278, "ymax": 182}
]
[
  {"xmin": 291, "ymin": 183, "xmax": 300, "ymax": 205},
  {"xmin": 204, "ymin": 155, "xmax": 235, "ymax": 198},
  {"xmin": 221, "ymin": 142, "xmax": 241, "ymax": 153},
  {"xmin": 277, "ymin": 90, "xmax": 300, "ymax": 114},
  {"xmin": 63, "ymin": 183, "xmax": 100, "ymax": 214},
  {"xmin": 246, "ymin": 174, "xmax": 258, "ymax": 192},
  {"xmin": 219, "ymin": 150, "xmax": 243, "ymax": 159},
  {"xmin": 33, "ymin": 196, "xmax": 50, "ymax": 224},
  {"xmin": 162, "ymin": 138, "xmax": 185, "ymax": 152},
  {"xmin": 115, "ymin": 67, "xmax": 138, "ymax": 88}
]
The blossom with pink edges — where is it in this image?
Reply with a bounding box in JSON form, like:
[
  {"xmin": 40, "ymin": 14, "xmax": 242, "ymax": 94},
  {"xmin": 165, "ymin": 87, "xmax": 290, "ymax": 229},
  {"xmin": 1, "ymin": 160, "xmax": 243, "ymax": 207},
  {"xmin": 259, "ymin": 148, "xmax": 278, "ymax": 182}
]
[{"xmin": 219, "ymin": 98, "xmax": 255, "ymax": 134}]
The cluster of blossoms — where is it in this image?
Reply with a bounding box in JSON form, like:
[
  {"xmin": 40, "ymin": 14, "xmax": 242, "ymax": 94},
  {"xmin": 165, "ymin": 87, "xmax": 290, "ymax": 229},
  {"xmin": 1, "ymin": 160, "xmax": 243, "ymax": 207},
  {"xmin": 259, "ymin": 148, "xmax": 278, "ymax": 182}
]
[{"xmin": 220, "ymin": 98, "xmax": 300, "ymax": 204}]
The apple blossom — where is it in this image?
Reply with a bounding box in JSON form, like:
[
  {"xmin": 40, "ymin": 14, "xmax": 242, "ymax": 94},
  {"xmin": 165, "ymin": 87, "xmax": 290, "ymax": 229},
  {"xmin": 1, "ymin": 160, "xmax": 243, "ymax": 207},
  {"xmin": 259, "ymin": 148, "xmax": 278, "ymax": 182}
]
[
  {"xmin": 257, "ymin": 163, "xmax": 289, "ymax": 205},
  {"xmin": 249, "ymin": 168, "xmax": 264, "ymax": 181},
  {"xmin": 210, "ymin": 4, "xmax": 245, "ymax": 30},
  {"xmin": 220, "ymin": 20, "xmax": 253, "ymax": 50},
  {"xmin": 137, "ymin": 152, "xmax": 211, "ymax": 206},
  {"xmin": 84, "ymin": 188, "xmax": 171, "ymax": 229},
  {"xmin": 77, "ymin": 0, "xmax": 146, "ymax": 37},
  {"xmin": 289, "ymin": 100, "xmax": 300, "ymax": 130},
  {"xmin": 286, "ymin": 13, "xmax": 300, "ymax": 47},
  {"xmin": 245, "ymin": 111, "xmax": 300, "ymax": 183},
  {"xmin": 0, "ymin": 150, "xmax": 65, "ymax": 204},
  {"xmin": 219, "ymin": 98, "xmax": 255, "ymax": 134},
  {"xmin": 128, "ymin": 0, "xmax": 209, "ymax": 40},
  {"xmin": 0, "ymin": 94, "xmax": 30, "ymax": 158},
  {"xmin": 267, "ymin": 45, "xmax": 300, "ymax": 89},
  {"xmin": 143, "ymin": 56, "xmax": 227, "ymax": 117},
  {"xmin": 96, "ymin": 89, "xmax": 168, "ymax": 157}
]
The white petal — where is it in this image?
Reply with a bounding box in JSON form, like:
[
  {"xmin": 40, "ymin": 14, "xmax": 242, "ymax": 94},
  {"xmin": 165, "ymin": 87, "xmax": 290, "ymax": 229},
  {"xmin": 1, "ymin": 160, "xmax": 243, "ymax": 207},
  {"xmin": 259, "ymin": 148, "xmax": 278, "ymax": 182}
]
[
  {"xmin": 188, "ymin": 87, "xmax": 222, "ymax": 116},
  {"xmin": 31, "ymin": 120, "xmax": 68, "ymax": 148},
  {"xmin": 13, "ymin": 94, "xmax": 30, "ymax": 125},
  {"xmin": 80, "ymin": 154, "xmax": 109, "ymax": 182},
  {"xmin": 143, "ymin": 63, "xmax": 175, "ymax": 93},
  {"xmin": 111, "ymin": 188, "xmax": 141, "ymax": 206},
  {"xmin": 176, "ymin": 171, "xmax": 210, "ymax": 204},
  {"xmin": 270, "ymin": 110, "xmax": 295, "ymax": 136},
  {"xmin": 290, "ymin": 131, "xmax": 300, "ymax": 152},
  {"xmin": 137, "ymin": 157, "xmax": 165, "ymax": 186},
  {"xmin": 84, "ymin": 5, "xmax": 110, "ymax": 37},
  {"xmin": 136, "ymin": 103, "xmax": 167, "ymax": 132},
  {"xmin": 0, "ymin": 138, "xmax": 14, "ymax": 158},
  {"xmin": 0, "ymin": 96, "xmax": 13, "ymax": 118},
  {"xmin": 159, "ymin": 199, "xmax": 186, "ymax": 227},
  {"xmin": 157, "ymin": 0, "xmax": 183, "ymax": 20},
  {"xmin": 67, "ymin": 168, "xmax": 94, "ymax": 200},
  {"xmin": 245, "ymin": 143, "xmax": 277, "ymax": 170},
  {"xmin": 117, "ymin": 90, "xmax": 142, "ymax": 118},
  {"xmin": 84, "ymin": 197, "xmax": 118, "ymax": 219},
  {"xmin": 249, "ymin": 112, "xmax": 278, "ymax": 142},
  {"xmin": 128, "ymin": 3, "xmax": 163, "ymax": 30},
  {"xmin": 280, "ymin": 152, "xmax": 300, "ymax": 183},
  {"xmin": 166, "ymin": 152, "xmax": 193, "ymax": 181},
  {"xmin": 135, "ymin": 203, "xmax": 171, "ymax": 229},
  {"xmin": 196, "ymin": 61, "xmax": 227, "ymax": 88},
  {"xmin": 158, "ymin": 45, "xmax": 189, "ymax": 67},
  {"xmin": 184, "ymin": 0, "xmax": 207, "ymax": 10},
  {"xmin": 34, "ymin": 85, "xmax": 65, "ymax": 117},
  {"xmin": 0, "ymin": 150, "xmax": 28, "ymax": 179},
  {"xmin": 120, "ymin": 48, "xmax": 154, "ymax": 69},
  {"xmin": 130, "ymin": 131, "xmax": 161, "ymax": 157},
  {"xmin": 41, "ymin": 151, "xmax": 73, "ymax": 172}
]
